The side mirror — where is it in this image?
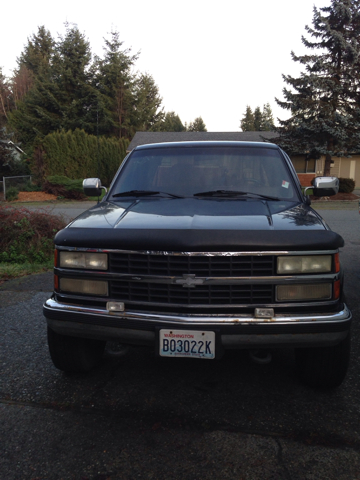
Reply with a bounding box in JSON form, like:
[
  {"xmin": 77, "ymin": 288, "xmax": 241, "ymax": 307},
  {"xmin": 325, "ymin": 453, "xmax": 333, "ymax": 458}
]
[
  {"xmin": 83, "ymin": 178, "xmax": 107, "ymax": 197},
  {"xmin": 312, "ymin": 176, "xmax": 339, "ymax": 197},
  {"xmin": 304, "ymin": 176, "xmax": 339, "ymax": 197}
]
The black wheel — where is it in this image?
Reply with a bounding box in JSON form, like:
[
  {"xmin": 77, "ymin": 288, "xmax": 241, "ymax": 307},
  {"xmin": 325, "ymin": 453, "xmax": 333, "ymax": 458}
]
[
  {"xmin": 295, "ymin": 332, "xmax": 351, "ymax": 388},
  {"xmin": 47, "ymin": 327, "xmax": 106, "ymax": 373}
]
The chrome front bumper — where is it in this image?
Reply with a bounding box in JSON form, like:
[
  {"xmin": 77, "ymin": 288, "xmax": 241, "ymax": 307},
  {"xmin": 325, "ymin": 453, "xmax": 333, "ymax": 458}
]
[{"xmin": 43, "ymin": 298, "xmax": 352, "ymax": 349}]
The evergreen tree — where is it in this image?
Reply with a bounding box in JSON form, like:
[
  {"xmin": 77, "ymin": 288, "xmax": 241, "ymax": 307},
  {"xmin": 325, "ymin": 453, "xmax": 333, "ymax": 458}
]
[
  {"xmin": 53, "ymin": 23, "xmax": 97, "ymax": 133},
  {"xmin": 0, "ymin": 129, "xmax": 13, "ymax": 176},
  {"xmin": 240, "ymin": 104, "xmax": 275, "ymax": 131},
  {"xmin": 240, "ymin": 106, "xmax": 255, "ymax": 131},
  {"xmin": 8, "ymin": 25, "xmax": 165, "ymax": 149},
  {"xmin": 158, "ymin": 111, "xmax": 186, "ymax": 131},
  {"xmin": 187, "ymin": 116, "xmax": 207, "ymax": 132},
  {"xmin": 11, "ymin": 26, "xmax": 54, "ymax": 107},
  {"xmin": 260, "ymin": 103, "xmax": 275, "ymax": 131},
  {"xmin": 254, "ymin": 107, "xmax": 262, "ymax": 131},
  {"xmin": 9, "ymin": 23, "xmax": 100, "ymax": 146},
  {"xmin": 275, "ymin": 0, "xmax": 360, "ymax": 175},
  {"xmin": 17, "ymin": 26, "xmax": 54, "ymax": 76},
  {"xmin": 94, "ymin": 31, "xmax": 138, "ymax": 139},
  {"xmin": 0, "ymin": 69, "xmax": 12, "ymax": 130},
  {"xmin": 9, "ymin": 71, "xmax": 63, "ymax": 147},
  {"xmin": 133, "ymin": 73, "xmax": 164, "ymax": 133},
  {"xmin": 11, "ymin": 65, "xmax": 33, "ymax": 105}
]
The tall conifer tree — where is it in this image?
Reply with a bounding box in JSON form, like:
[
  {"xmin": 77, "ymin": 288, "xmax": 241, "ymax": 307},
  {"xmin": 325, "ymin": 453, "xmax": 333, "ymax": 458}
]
[
  {"xmin": 240, "ymin": 106, "xmax": 255, "ymax": 131},
  {"xmin": 9, "ymin": 24, "xmax": 100, "ymax": 145},
  {"xmin": 133, "ymin": 73, "xmax": 164, "ymax": 133},
  {"xmin": 17, "ymin": 26, "xmax": 54, "ymax": 76},
  {"xmin": 0, "ymin": 69, "xmax": 12, "ymax": 129},
  {"xmin": 158, "ymin": 112, "xmax": 185, "ymax": 132},
  {"xmin": 253, "ymin": 107, "xmax": 262, "ymax": 131},
  {"xmin": 275, "ymin": 0, "xmax": 360, "ymax": 175},
  {"xmin": 94, "ymin": 31, "xmax": 138, "ymax": 139},
  {"xmin": 9, "ymin": 25, "xmax": 165, "ymax": 147},
  {"xmin": 54, "ymin": 23, "xmax": 97, "ymax": 133},
  {"xmin": 260, "ymin": 103, "xmax": 275, "ymax": 131},
  {"xmin": 12, "ymin": 26, "xmax": 54, "ymax": 105},
  {"xmin": 240, "ymin": 104, "xmax": 275, "ymax": 131},
  {"xmin": 187, "ymin": 117, "xmax": 207, "ymax": 132}
]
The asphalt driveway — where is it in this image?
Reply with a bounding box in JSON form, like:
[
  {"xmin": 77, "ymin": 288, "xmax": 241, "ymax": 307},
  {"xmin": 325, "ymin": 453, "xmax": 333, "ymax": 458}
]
[{"xmin": 1, "ymin": 201, "xmax": 360, "ymax": 479}]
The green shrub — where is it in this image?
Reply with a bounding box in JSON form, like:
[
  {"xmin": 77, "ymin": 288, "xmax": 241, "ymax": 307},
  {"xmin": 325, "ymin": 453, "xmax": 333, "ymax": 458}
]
[
  {"xmin": 43, "ymin": 176, "xmax": 86, "ymax": 200},
  {"xmin": 338, "ymin": 177, "xmax": 355, "ymax": 193},
  {"xmin": 22, "ymin": 180, "xmax": 42, "ymax": 192},
  {"xmin": 9, "ymin": 180, "xmax": 42, "ymax": 193},
  {"xmin": 6, "ymin": 186, "xmax": 19, "ymax": 201},
  {"xmin": 0, "ymin": 205, "xmax": 66, "ymax": 264},
  {"xmin": 46, "ymin": 175, "xmax": 83, "ymax": 191}
]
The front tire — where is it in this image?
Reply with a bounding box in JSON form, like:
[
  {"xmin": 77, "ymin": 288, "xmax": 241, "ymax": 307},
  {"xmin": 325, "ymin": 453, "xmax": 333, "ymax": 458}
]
[
  {"xmin": 47, "ymin": 327, "xmax": 106, "ymax": 373},
  {"xmin": 295, "ymin": 332, "xmax": 351, "ymax": 388}
]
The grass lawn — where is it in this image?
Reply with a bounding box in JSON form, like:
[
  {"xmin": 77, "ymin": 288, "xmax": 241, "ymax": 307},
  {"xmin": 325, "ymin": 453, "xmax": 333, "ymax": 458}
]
[{"xmin": 0, "ymin": 261, "xmax": 53, "ymax": 283}]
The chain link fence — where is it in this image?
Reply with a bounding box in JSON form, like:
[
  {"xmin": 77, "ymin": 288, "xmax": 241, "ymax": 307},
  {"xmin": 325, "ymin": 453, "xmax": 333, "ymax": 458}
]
[{"xmin": 2, "ymin": 175, "xmax": 32, "ymax": 201}]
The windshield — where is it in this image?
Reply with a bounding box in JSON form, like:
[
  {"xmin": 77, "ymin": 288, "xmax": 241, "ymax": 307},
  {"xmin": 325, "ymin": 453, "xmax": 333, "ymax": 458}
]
[{"xmin": 110, "ymin": 145, "xmax": 299, "ymax": 201}]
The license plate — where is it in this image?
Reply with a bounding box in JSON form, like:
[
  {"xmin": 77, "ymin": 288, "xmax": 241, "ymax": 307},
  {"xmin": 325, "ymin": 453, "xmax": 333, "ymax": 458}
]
[{"xmin": 159, "ymin": 329, "xmax": 215, "ymax": 359}]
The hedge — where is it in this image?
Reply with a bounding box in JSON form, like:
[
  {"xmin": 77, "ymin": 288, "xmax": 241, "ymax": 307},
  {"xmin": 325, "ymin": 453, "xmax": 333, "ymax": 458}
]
[{"xmin": 31, "ymin": 129, "xmax": 129, "ymax": 186}]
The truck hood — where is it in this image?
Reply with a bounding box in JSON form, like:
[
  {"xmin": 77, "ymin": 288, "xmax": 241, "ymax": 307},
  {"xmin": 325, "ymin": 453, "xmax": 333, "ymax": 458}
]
[{"xmin": 55, "ymin": 198, "xmax": 344, "ymax": 251}]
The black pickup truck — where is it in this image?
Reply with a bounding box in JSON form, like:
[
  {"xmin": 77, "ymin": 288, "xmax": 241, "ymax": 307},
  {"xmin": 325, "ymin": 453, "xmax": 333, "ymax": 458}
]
[{"xmin": 43, "ymin": 141, "xmax": 352, "ymax": 387}]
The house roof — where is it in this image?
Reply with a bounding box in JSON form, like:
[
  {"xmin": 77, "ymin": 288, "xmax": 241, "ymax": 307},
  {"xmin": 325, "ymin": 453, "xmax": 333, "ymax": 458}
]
[{"xmin": 127, "ymin": 131, "xmax": 278, "ymax": 152}]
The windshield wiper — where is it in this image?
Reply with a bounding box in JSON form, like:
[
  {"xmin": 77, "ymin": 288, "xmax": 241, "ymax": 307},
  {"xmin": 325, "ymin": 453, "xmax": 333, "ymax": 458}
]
[
  {"xmin": 240, "ymin": 192, "xmax": 280, "ymax": 201},
  {"xmin": 193, "ymin": 190, "xmax": 279, "ymax": 200},
  {"xmin": 193, "ymin": 189, "xmax": 246, "ymax": 197},
  {"xmin": 112, "ymin": 190, "xmax": 183, "ymax": 198}
]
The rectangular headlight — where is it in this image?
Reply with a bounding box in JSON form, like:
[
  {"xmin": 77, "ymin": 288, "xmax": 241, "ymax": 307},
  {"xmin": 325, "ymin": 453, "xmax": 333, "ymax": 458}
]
[
  {"xmin": 60, "ymin": 278, "xmax": 108, "ymax": 296},
  {"xmin": 276, "ymin": 284, "xmax": 332, "ymax": 301},
  {"xmin": 60, "ymin": 252, "xmax": 108, "ymax": 270},
  {"xmin": 277, "ymin": 255, "xmax": 331, "ymax": 274}
]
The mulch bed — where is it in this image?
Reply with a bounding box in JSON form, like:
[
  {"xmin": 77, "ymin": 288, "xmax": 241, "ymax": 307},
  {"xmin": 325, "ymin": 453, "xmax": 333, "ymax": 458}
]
[
  {"xmin": 12, "ymin": 192, "xmax": 58, "ymax": 202},
  {"xmin": 310, "ymin": 192, "xmax": 359, "ymax": 201}
]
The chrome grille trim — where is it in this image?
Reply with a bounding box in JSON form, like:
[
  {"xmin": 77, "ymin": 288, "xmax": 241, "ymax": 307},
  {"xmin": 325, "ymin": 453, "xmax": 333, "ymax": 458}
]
[
  {"xmin": 109, "ymin": 252, "xmax": 276, "ymax": 277},
  {"xmin": 56, "ymin": 246, "xmax": 339, "ymax": 257},
  {"xmin": 55, "ymin": 248, "xmax": 338, "ymax": 308},
  {"xmin": 110, "ymin": 281, "xmax": 274, "ymax": 306}
]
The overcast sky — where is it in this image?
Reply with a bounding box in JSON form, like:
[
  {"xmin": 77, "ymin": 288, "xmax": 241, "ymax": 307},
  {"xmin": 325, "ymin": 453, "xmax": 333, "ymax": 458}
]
[{"xmin": 1, "ymin": 0, "xmax": 331, "ymax": 131}]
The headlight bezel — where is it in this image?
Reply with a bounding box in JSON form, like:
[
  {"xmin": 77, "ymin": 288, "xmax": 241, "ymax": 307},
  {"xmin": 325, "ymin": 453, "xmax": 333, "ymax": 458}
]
[
  {"xmin": 59, "ymin": 251, "xmax": 108, "ymax": 271},
  {"xmin": 276, "ymin": 283, "xmax": 332, "ymax": 302},
  {"xmin": 277, "ymin": 255, "xmax": 332, "ymax": 275},
  {"xmin": 59, "ymin": 278, "xmax": 109, "ymax": 296}
]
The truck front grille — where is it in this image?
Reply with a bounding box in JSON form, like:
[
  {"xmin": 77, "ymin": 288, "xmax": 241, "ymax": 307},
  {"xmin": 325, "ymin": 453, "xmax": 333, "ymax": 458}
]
[
  {"xmin": 109, "ymin": 253, "xmax": 275, "ymax": 277},
  {"xmin": 110, "ymin": 281, "xmax": 273, "ymax": 306}
]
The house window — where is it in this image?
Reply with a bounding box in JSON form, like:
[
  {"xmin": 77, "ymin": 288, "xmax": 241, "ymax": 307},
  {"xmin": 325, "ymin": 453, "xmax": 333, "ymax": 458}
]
[{"xmin": 291, "ymin": 157, "xmax": 316, "ymax": 173}]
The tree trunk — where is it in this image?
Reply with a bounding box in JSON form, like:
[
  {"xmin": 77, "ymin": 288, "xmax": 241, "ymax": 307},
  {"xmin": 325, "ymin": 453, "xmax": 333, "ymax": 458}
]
[
  {"xmin": 324, "ymin": 152, "xmax": 332, "ymax": 176},
  {"xmin": 0, "ymin": 93, "xmax": 8, "ymax": 119},
  {"xmin": 324, "ymin": 139, "xmax": 334, "ymax": 177}
]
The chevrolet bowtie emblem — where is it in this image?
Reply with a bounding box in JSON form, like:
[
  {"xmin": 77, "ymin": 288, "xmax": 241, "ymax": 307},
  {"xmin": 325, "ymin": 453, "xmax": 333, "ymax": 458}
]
[{"xmin": 175, "ymin": 274, "xmax": 204, "ymax": 288}]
